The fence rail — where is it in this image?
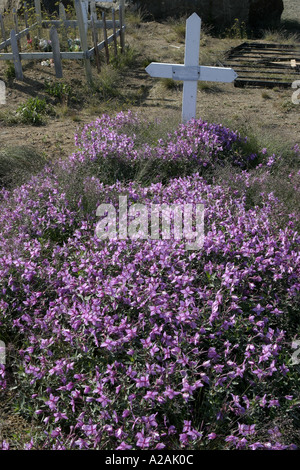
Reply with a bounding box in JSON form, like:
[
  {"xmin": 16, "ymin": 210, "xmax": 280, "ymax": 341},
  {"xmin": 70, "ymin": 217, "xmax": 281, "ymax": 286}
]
[
  {"xmin": 0, "ymin": 25, "xmax": 35, "ymax": 50},
  {"xmin": 0, "ymin": 0, "xmax": 126, "ymax": 83}
]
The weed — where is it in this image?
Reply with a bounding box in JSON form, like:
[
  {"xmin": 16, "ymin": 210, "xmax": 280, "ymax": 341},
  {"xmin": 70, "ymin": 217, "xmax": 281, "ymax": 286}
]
[
  {"xmin": 262, "ymin": 29, "xmax": 299, "ymax": 44},
  {"xmin": 198, "ymin": 82, "xmax": 211, "ymax": 91},
  {"xmin": 280, "ymin": 100, "xmax": 297, "ymax": 113},
  {"xmin": 173, "ymin": 22, "xmax": 186, "ymax": 42},
  {"xmin": 224, "ymin": 18, "xmax": 248, "ymax": 39},
  {"xmin": 0, "ymin": 109, "xmax": 19, "ymax": 125},
  {"xmin": 165, "ymin": 16, "xmax": 188, "ymax": 42},
  {"xmin": 262, "ymin": 91, "xmax": 272, "ymax": 99},
  {"xmin": 110, "ymin": 44, "xmax": 139, "ymax": 70},
  {"xmin": 70, "ymin": 112, "xmax": 81, "ymax": 122},
  {"xmin": 16, "ymin": 97, "xmax": 54, "ymax": 125},
  {"xmin": 161, "ymin": 78, "xmax": 180, "ymax": 90},
  {"xmin": 125, "ymin": 7, "xmax": 147, "ymax": 30},
  {"xmin": 92, "ymin": 65, "xmax": 123, "ymax": 102},
  {"xmin": 0, "ymin": 146, "xmax": 47, "ymax": 188},
  {"xmin": 44, "ymin": 79, "xmax": 72, "ymax": 104},
  {"xmin": 4, "ymin": 62, "xmax": 16, "ymax": 81},
  {"xmin": 141, "ymin": 57, "xmax": 153, "ymax": 68}
]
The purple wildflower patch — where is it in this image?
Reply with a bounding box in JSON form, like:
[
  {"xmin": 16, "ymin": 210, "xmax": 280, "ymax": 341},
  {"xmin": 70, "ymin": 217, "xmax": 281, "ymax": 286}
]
[{"xmin": 0, "ymin": 111, "xmax": 299, "ymax": 450}]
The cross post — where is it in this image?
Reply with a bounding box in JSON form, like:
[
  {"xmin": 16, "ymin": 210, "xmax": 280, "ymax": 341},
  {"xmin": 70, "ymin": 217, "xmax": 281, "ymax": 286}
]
[{"xmin": 146, "ymin": 13, "xmax": 238, "ymax": 123}]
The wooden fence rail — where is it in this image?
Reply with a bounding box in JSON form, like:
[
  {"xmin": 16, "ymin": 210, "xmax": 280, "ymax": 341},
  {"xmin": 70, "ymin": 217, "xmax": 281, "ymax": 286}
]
[
  {"xmin": 0, "ymin": 0, "xmax": 126, "ymax": 83},
  {"xmin": 0, "ymin": 24, "xmax": 36, "ymax": 51}
]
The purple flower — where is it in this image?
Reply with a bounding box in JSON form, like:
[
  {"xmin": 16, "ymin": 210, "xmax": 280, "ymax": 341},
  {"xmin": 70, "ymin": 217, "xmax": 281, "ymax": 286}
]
[
  {"xmin": 252, "ymin": 303, "xmax": 265, "ymax": 315},
  {"xmin": 45, "ymin": 394, "xmax": 60, "ymax": 411},
  {"xmin": 116, "ymin": 442, "xmax": 133, "ymax": 450},
  {"xmin": 135, "ymin": 375, "xmax": 150, "ymax": 388},
  {"xmin": 136, "ymin": 431, "xmax": 151, "ymax": 449}
]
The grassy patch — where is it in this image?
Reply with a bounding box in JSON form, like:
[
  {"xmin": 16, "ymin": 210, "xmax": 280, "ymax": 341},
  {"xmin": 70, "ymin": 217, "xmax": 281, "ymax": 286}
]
[
  {"xmin": 16, "ymin": 97, "xmax": 54, "ymax": 125},
  {"xmin": 44, "ymin": 79, "xmax": 72, "ymax": 105},
  {"xmin": 0, "ymin": 146, "xmax": 47, "ymax": 188},
  {"xmin": 161, "ymin": 78, "xmax": 181, "ymax": 91}
]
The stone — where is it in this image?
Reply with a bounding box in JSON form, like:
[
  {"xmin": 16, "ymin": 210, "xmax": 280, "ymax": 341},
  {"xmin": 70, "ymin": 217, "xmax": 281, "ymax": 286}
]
[{"xmin": 129, "ymin": 0, "xmax": 284, "ymax": 29}]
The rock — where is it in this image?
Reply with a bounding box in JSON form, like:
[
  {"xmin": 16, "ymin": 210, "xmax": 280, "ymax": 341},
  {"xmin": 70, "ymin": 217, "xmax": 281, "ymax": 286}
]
[{"xmin": 129, "ymin": 0, "xmax": 284, "ymax": 29}]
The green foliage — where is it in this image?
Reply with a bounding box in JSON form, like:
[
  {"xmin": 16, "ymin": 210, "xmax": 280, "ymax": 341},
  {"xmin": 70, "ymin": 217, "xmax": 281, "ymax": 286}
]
[
  {"xmin": 261, "ymin": 91, "xmax": 272, "ymax": 100},
  {"xmin": 44, "ymin": 80, "xmax": 72, "ymax": 104},
  {"xmin": 169, "ymin": 17, "xmax": 187, "ymax": 42},
  {"xmin": 161, "ymin": 78, "xmax": 180, "ymax": 90},
  {"xmin": 92, "ymin": 65, "xmax": 123, "ymax": 101},
  {"xmin": 110, "ymin": 45, "xmax": 139, "ymax": 71},
  {"xmin": 0, "ymin": 146, "xmax": 47, "ymax": 189},
  {"xmin": 225, "ymin": 18, "xmax": 248, "ymax": 39},
  {"xmin": 4, "ymin": 62, "xmax": 16, "ymax": 81},
  {"xmin": 16, "ymin": 97, "xmax": 53, "ymax": 125},
  {"xmin": 125, "ymin": 7, "xmax": 146, "ymax": 29},
  {"xmin": 140, "ymin": 56, "xmax": 152, "ymax": 68},
  {"xmin": 198, "ymin": 82, "xmax": 214, "ymax": 91}
]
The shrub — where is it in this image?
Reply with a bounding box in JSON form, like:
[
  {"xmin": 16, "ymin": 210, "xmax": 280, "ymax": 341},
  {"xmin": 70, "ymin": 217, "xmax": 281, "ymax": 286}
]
[
  {"xmin": 0, "ymin": 111, "xmax": 299, "ymax": 450},
  {"xmin": 0, "ymin": 146, "xmax": 47, "ymax": 189},
  {"xmin": 110, "ymin": 45, "xmax": 139, "ymax": 70},
  {"xmin": 44, "ymin": 80, "xmax": 72, "ymax": 105},
  {"xmin": 16, "ymin": 97, "xmax": 54, "ymax": 125},
  {"xmin": 4, "ymin": 62, "xmax": 16, "ymax": 81}
]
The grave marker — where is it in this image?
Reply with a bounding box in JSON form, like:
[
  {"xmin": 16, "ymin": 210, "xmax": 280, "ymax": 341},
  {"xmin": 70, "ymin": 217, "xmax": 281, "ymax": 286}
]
[
  {"xmin": 146, "ymin": 13, "xmax": 238, "ymax": 123},
  {"xmin": 0, "ymin": 80, "xmax": 6, "ymax": 105}
]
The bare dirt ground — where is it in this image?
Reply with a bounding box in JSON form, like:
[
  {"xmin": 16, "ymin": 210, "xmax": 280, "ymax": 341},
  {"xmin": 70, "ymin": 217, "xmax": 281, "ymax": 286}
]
[{"xmin": 0, "ymin": 1, "xmax": 299, "ymax": 163}]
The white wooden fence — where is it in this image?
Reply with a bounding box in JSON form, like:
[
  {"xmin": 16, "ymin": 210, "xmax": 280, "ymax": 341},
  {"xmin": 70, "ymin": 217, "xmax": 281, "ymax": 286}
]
[{"xmin": 0, "ymin": 0, "xmax": 126, "ymax": 83}]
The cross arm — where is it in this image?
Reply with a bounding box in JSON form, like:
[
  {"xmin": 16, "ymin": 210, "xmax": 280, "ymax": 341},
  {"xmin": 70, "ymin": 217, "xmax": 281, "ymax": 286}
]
[{"xmin": 146, "ymin": 63, "xmax": 238, "ymax": 83}]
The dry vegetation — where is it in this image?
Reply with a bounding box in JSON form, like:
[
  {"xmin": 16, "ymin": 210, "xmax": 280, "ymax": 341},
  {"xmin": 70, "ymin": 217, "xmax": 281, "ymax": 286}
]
[{"xmin": 0, "ymin": 1, "xmax": 299, "ymax": 163}]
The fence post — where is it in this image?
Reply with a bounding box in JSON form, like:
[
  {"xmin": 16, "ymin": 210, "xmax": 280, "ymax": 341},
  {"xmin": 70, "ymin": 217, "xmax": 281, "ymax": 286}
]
[
  {"xmin": 24, "ymin": 2, "xmax": 31, "ymax": 42},
  {"xmin": 81, "ymin": 0, "xmax": 89, "ymax": 35},
  {"xmin": 102, "ymin": 11, "xmax": 109, "ymax": 65},
  {"xmin": 13, "ymin": 8, "xmax": 21, "ymax": 51},
  {"xmin": 91, "ymin": 16, "xmax": 101, "ymax": 72},
  {"xmin": 112, "ymin": 8, "xmax": 118, "ymax": 57},
  {"xmin": 11, "ymin": 29, "xmax": 23, "ymax": 80},
  {"xmin": 90, "ymin": 0, "xmax": 97, "ymax": 43},
  {"xmin": 74, "ymin": 0, "xmax": 92, "ymax": 85},
  {"xmin": 59, "ymin": 2, "xmax": 68, "ymax": 50},
  {"xmin": 50, "ymin": 26, "xmax": 63, "ymax": 78},
  {"xmin": 34, "ymin": 0, "xmax": 42, "ymax": 37},
  {"xmin": 0, "ymin": 14, "xmax": 8, "ymax": 52},
  {"xmin": 119, "ymin": 0, "xmax": 125, "ymax": 53}
]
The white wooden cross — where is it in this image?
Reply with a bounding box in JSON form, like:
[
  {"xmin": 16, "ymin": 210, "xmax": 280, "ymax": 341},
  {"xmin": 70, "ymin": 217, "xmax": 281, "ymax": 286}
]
[{"xmin": 146, "ymin": 13, "xmax": 238, "ymax": 123}]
